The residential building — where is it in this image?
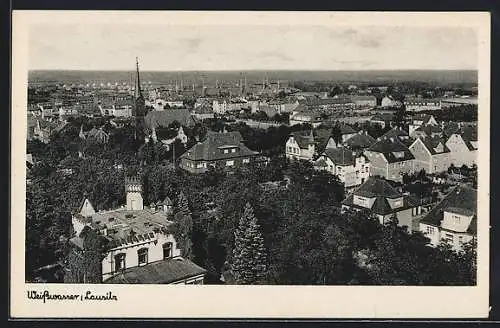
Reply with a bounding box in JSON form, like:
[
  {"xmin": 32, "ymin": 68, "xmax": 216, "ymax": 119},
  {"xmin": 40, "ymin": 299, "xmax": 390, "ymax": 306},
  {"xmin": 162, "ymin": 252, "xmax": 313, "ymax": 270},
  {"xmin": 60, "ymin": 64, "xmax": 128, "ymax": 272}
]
[
  {"xmin": 409, "ymin": 137, "xmax": 450, "ymax": 174},
  {"xmin": 179, "ymin": 131, "xmax": 258, "ymax": 173},
  {"xmin": 419, "ymin": 186, "xmax": 476, "ymax": 251},
  {"xmin": 408, "ymin": 114, "xmax": 438, "ymax": 135},
  {"xmin": 33, "ymin": 119, "xmax": 68, "ymax": 144},
  {"xmin": 342, "ymin": 177, "xmax": 420, "ymax": 231},
  {"xmin": 285, "ymin": 131, "xmax": 316, "ymax": 161},
  {"xmin": 212, "ymin": 98, "xmax": 249, "ymax": 114},
  {"xmin": 68, "ymin": 177, "xmax": 207, "ymax": 284},
  {"xmin": 351, "ymin": 95, "xmax": 377, "ymax": 108},
  {"xmin": 364, "ymin": 137, "xmax": 415, "ymax": 182},
  {"xmin": 404, "ymin": 97, "xmax": 442, "ymax": 112},
  {"xmin": 314, "ymin": 147, "xmax": 370, "ymax": 188},
  {"xmin": 370, "ymin": 113, "xmax": 395, "ymax": 129},
  {"xmin": 289, "ymin": 111, "xmax": 323, "ymax": 128},
  {"xmin": 445, "ymin": 125, "xmax": 478, "ymax": 167},
  {"xmin": 191, "ymin": 106, "xmax": 215, "ymax": 121},
  {"xmin": 380, "ymin": 96, "xmax": 402, "ymax": 108},
  {"xmin": 381, "ymin": 128, "xmax": 412, "ymax": 144},
  {"xmin": 343, "ymin": 131, "xmax": 376, "ymax": 152}
]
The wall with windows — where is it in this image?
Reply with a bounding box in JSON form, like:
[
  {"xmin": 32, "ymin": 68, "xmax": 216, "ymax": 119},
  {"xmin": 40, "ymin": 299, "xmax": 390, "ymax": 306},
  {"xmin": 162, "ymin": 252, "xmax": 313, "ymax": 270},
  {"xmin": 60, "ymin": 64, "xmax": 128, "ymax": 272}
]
[
  {"xmin": 101, "ymin": 232, "xmax": 180, "ymax": 281},
  {"xmin": 387, "ymin": 160, "xmax": 414, "ymax": 182}
]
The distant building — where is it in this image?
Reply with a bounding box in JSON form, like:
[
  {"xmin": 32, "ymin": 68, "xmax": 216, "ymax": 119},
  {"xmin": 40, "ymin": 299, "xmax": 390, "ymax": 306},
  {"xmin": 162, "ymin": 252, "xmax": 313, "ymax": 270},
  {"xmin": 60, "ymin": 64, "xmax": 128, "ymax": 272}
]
[
  {"xmin": 213, "ymin": 98, "xmax": 249, "ymax": 114},
  {"xmin": 144, "ymin": 108, "xmax": 197, "ymax": 138},
  {"xmin": 408, "ymin": 114, "xmax": 438, "ymax": 136},
  {"xmin": 342, "ymin": 177, "xmax": 421, "ymax": 231},
  {"xmin": 67, "ymin": 177, "xmax": 207, "ymax": 284},
  {"xmin": 419, "ymin": 186, "xmax": 476, "ymax": 251},
  {"xmin": 179, "ymin": 131, "xmax": 258, "ymax": 173},
  {"xmin": 314, "ymin": 147, "xmax": 370, "ymax": 188},
  {"xmin": 380, "ymin": 96, "xmax": 402, "ymax": 108},
  {"xmin": 351, "ymin": 95, "xmax": 377, "ymax": 108},
  {"xmin": 404, "ymin": 97, "xmax": 442, "ymax": 112},
  {"xmin": 289, "ymin": 111, "xmax": 323, "ymax": 128},
  {"xmin": 33, "ymin": 119, "xmax": 67, "ymax": 144},
  {"xmin": 364, "ymin": 137, "xmax": 415, "ymax": 182},
  {"xmin": 370, "ymin": 113, "xmax": 395, "ymax": 129},
  {"xmin": 285, "ymin": 131, "xmax": 316, "ymax": 161},
  {"xmin": 380, "ymin": 128, "xmax": 411, "ymax": 144},
  {"xmin": 191, "ymin": 106, "xmax": 215, "ymax": 121}
]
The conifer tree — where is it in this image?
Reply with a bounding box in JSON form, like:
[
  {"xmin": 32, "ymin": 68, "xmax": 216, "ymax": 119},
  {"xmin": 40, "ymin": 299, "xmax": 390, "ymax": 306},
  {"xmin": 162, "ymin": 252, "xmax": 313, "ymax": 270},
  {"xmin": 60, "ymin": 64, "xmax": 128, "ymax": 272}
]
[
  {"xmin": 231, "ymin": 202, "xmax": 268, "ymax": 284},
  {"xmin": 173, "ymin": 191, "xmax": 193, "ymax": 259}
]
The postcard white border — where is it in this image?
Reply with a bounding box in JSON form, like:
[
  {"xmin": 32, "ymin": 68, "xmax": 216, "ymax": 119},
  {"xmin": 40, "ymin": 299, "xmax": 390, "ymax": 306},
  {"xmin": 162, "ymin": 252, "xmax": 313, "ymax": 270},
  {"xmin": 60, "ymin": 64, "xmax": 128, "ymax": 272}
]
[{"xmin": 11, "ymin": 10, "xmax": 491, "ymax": 319}]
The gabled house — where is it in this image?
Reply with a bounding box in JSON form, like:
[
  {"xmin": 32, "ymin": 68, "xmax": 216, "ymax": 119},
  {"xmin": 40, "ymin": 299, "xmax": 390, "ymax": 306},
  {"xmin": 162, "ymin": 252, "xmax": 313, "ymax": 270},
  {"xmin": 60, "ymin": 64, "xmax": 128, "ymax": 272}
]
[
  {"xmin": 289, "ymin": 110, "xmax": 323, "ymax": 128},
  {"xmin": 179, "ymin": 131, "xmax": 258, "ymax": 173},
  {"xmin": 419, "ymin": 186, "xmax": 476, "ymax": 251},
  {"xmin": 410, "ymin": 125, "xmax": 443, "ymax": 139},
  {"xmin": 409, "ymin": 114, "xmax": 439, "ymax": 135},
  {"xmin": 33, "ymin": 119, "xmax": 68, "ymax": 144},
  {"xmin": 363, "ymin": 137, "xmax": 415, "ymax": 182},
  {"xmin": 409, "ymin": 137, "xmax": 450, "ymax": 174},
  {"xmin": 342, "ymin": 177, "xmax": 420, "ymax": 231},
  {"xmin": 343, "ymin": 131, "xmax": 376, "ymax": 152},
  {"xmin": 370, "ymin": 113, "xmax": 395, "ymax": 129},
  {"xmin": 381, "ymin": 127, "xmax": 411, "ymax": 143},
  {"xmin": 314, "ymin": 147, "xmax": 370, "ymax": 188},
  {"xmin": 445, "ymin": 125, "xmax": 478, "ymax": 168},
  {"xmin": 285, "ymin": 130, "xmax": 316, "ymax": 161}
]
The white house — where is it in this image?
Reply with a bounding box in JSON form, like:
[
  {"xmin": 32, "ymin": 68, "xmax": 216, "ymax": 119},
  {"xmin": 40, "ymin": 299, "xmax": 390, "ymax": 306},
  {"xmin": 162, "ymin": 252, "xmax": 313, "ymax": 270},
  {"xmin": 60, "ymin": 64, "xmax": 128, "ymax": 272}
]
[
  {"xmin": 285, "ymin": 131, "xmax": 315, "ymax": 161},
  {"xmin": 68, "ymin": 177, "xmax": 207, "ymax": 284},
  {"xmin": 445, "ymin": 126, "xmax": 477, "ymax": 168},
  {"xmin": 314, "ymin": 147, "xmax": 370, "ymax": 188},
  {"xmin": 419, "ymin": 186, "xmax": 476, "ymax": 251}
]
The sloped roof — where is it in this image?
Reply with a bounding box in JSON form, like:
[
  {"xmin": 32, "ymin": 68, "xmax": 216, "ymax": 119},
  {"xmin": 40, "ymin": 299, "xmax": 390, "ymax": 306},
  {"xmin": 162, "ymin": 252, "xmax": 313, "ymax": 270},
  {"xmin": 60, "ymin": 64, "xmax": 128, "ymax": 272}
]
[
  {"xmin": 442, "ymin": 122, "xmax": 460, "ymax": 137},
  {"xmin": 382, "ymin": 128, "xmax": 409, "ymax": 139},
  {"xmin": 367, "ymin": 137, "xmax": 415, "ymax": 163},
  {"xmin": 418, "ymin": 137, "xmax": 450, "ymax": 155},
  {"xmin": 103, "ymin": 258, "xmax": 207, "ymax": 284},
  {"xmin": 144, "ymin": 109, "xmax": 197, "ymax": 132},
  {"xmin": 420, "ymin": 186, "xmax": 477, "ymax": 231},
  {"xmin": 371, "ymin": 113, "xmax": 395, "ymax": 122},
  {"xmin": 180, "ymin": 131, "xmax": 257, "ymax": 161},
  {"xmin": 352, "ymin": 176, "xmax": 402, "ymax": 199},
  {"xmin": 344, "ymin": 132, "xmax": 376, "ymax": 149},
  {"xmin": 342, "ymin": 192, "xmax": 416, "ymax": 216},
  {"xmin": 414, "ymin": 125, "xmax": 443, "ymax": 136},
  {"xmin": 289, "ymin": 131, "xmax": 315, "ymax": 149},
  {"xmin": 323, "ymin": 148, "xmax": 356, "ymax": 166}
]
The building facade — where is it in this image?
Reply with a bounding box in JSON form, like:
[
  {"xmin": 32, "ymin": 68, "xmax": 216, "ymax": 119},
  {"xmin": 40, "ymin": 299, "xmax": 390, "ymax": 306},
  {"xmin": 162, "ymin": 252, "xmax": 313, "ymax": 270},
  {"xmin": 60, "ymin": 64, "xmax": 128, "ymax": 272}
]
[{"xmin": 314, "ymin": 147, "xmax": 370, "ymax": 188}]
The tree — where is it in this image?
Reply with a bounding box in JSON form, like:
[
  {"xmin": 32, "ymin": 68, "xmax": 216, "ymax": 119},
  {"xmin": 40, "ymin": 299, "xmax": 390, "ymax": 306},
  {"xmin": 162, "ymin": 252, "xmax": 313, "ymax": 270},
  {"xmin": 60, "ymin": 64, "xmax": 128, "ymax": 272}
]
[
  {"xmin": 64, "ymin": 227, "xmax": 107, "ymax": 283},
  {"xmin": 330, "ymin": 124, "xmax": 342, "ymax": 146},
  {"xmin": 172, "ymin": 191, "xmax": 194, "ymax": 259},
  {"xmin": 230, "ymin": 203, "xmax": 268, "ymax": 284}
]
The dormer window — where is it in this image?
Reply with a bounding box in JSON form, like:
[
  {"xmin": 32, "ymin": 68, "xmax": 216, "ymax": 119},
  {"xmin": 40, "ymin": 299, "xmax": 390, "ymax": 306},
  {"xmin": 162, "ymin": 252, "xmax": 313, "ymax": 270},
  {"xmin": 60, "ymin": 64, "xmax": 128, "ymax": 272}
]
[{"xmin": 392, "ymin": 151, "xmax": 405, "ymax": 159}]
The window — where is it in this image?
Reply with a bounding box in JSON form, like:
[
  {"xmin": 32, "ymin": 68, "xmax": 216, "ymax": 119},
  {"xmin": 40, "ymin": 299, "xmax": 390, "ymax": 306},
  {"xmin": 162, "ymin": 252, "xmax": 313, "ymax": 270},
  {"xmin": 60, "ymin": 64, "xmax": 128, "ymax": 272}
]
[
  {"xmin": 243, "ymin": 158, "xmax": 250, "ymax": 164},
  {"xmin": 223, "ymin": 149, "xmax": 229, "ymax": 154},
  {"xmin": 226, "ymin": 160, "xmax": 234, "ymax": 167},
  {"xmin": 163, "ymin": 242, "xmax": 173, "ymax": 259},
  {"xmin": 114, "ymin": 253, "xmax": 126, "ymax": 272},
  {"xmin": 426, "ymin": 226, "xmax": 435, "ymax": 235},
  {"xmin": 444, "ymin": 233, "xmax": 454, "ymax": 243},
  {"xmin": 231, "ymin": 148, "xmax": 236, "ymax": 153},
  {"xmin": 196, "ymin": 163, "xmax": 204, "ymax": 169},
  {"xmin": 138, "ymin": 248, "xmax": 148, "ymax": 265}
]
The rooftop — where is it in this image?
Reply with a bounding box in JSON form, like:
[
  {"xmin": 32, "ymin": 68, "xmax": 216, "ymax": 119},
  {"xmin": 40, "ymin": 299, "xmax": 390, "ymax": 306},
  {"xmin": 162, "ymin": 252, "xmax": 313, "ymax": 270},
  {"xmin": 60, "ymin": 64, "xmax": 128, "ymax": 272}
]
[
  {"xmin": 103, "ymin": 258, "xmax": 207, "ymax": 284},
  {"xmin": 367, "ymin": 137, "xmax": 415, "ymax": 163},
  {"xmin": 351, "ymin": 176, "xmax": 402, "ymax": 199},
  {"xmin": 420, "ymin": 186, "xmax": 477, "ymax": 231}
]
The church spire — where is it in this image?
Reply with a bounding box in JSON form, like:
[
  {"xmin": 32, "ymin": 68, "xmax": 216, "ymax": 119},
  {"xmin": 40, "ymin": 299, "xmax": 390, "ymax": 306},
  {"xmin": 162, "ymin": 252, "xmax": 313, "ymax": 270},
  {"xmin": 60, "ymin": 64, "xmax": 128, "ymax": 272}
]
[{"xmin": 134, "ymin": 57, "xmax": 143, "ymax": 99}]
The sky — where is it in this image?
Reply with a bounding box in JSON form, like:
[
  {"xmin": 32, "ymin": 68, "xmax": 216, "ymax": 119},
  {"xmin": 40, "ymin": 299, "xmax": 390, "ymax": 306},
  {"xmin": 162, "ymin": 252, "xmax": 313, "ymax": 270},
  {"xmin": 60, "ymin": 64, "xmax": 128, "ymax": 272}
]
[{"xmin": 28, "ymin": 24, "xmax": 478, "ymax": 71}]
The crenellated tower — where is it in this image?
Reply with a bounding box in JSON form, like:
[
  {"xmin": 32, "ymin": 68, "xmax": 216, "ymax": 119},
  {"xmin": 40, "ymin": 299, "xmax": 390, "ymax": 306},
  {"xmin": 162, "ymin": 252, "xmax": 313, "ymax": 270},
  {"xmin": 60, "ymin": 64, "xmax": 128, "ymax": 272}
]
[{"xmin": 125, "ymin": 175, "xmax": 144, "ymax": 211}]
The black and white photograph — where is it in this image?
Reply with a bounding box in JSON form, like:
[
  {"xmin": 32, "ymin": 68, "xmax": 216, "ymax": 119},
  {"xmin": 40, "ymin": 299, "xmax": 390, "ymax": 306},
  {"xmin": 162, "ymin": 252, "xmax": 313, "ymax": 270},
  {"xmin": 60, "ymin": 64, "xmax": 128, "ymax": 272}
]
[{"xmin": 11, "ymin": 11, "xmax": 490, "ymax": 318}]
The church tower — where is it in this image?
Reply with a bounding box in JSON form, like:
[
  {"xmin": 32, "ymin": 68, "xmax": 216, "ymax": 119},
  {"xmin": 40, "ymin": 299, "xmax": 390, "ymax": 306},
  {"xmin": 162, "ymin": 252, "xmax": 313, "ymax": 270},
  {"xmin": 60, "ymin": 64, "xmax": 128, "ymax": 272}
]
[
  {"xmin": 125, "ymin": 176, "xmax": 144, "ymax": 211},
  {"xmin": 133, "ymin": 57, "xmax": 147, "ymax": 142}
]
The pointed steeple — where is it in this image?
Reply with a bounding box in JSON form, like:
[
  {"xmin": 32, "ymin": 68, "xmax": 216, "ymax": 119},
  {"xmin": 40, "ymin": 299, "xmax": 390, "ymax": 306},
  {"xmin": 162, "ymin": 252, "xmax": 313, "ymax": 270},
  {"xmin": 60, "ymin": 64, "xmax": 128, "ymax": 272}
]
[{"xmin": 134, "ymin": 57, "xmax": 143, "ymax": 100}]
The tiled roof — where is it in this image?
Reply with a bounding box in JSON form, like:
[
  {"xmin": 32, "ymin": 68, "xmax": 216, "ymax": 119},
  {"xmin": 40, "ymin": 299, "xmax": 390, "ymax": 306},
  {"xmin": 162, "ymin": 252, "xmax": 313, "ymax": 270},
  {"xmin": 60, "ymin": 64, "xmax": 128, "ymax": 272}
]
[
  {"xmin": 342, "ymin": 193, "xmax": 416, "ymax": 216},
  {"xmin": 371, "ymin": 113, "xmax": 395, "ymax": 122},
  {"xmin": 289, "ymin": 131, "xmax": 315, "ymax": 149},
  {"xmin": 144, "ymin": 109, "xmax": 197, "ymax": 132},
  {"xmin": 323, "ymin": 148, "xmax": 356, "ymax": 166},
  {"xmin": 414, "ymin": 125, "xmax": 443, "ymax": 136},
  {"xmin": 180, "ymin": 131, "xmax": 257, "ymax": 161},
  {"xmin": 103, "ymin": 258, "xmax": 207, "ymax": 284},
  {"xmin": 344, "ymin": 132, "xmax": 376, "ymax": 149},
  {"xmin": 418, "ymin": 137, "xmax": 450, "ymax": 155},
  {"xmin": 420, "ymin": 186, "xmax": 477, "ymax": 231},
  {"xmin": 351, "ymin": 176, "xmax": 402, "ymax": 198},
  {"xmin": 382, "ymin": 128, "xmax": 409, "ymax": 139},
  {"xmin": 367, "ymin": 137, "xmax": 415, "ymax": 163}
]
